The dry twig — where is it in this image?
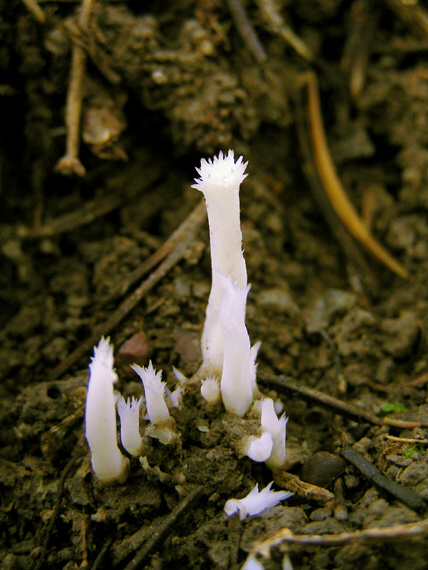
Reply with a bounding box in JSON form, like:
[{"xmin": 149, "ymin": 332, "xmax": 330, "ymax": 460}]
[
  {"xmin": 21, "ymin": 0, "xmax": 46, "ymax": 23},
  {"xmin": 259, "ymin": 373, "xmax": 428, "ymax": 429},
  {"xmin": 101, "ymin": 199, "xmax": 205, "ymax": 305},
  {"xmin": 274, "ymin": 470, "xmax": 334, "ymax": 504},
  {"xmin": 304, "ymin": 72, "xmax": 408, "ymax": 279},
  {"xmin": 256, "ymin": 0, "xmax": 313, "ymax": 61},
  {"xmin": 55, "ymin": 0, "xmax": 93, "ymax": 176},
  {"xmin": 250, "ymin": 519, "xmax": 428, "ymax": 559},
  {"xmin": 386, "ymin": 435, "xmax": 428, "ymax": 445},
  {"xmin": 293, "ymin": 76, "xmax": 380, "ymax": 293},
  {"xmin": 382, "ymin": 0, "xmax": 428, "ymax": 37},
  {"xmin": 341, "ymin": 0, "xmax": 381, "ymax": 98},
  {"xmin": 341, "ymin": 447, "xmax": 426, "ymax": 512},
  {"xmin": 227, "ymin": 0, "xmax": 267, "ymax": 63},
  {"xmin": 22, "ymin": 163, "xmax": 163, "ymax": 239}
]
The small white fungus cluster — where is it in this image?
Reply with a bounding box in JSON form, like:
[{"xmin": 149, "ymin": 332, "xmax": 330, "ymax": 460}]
[
  {"xmin": 224, "ymin": 482, "xmax": 292, "ymax": 520},
  {"xmin": 85, "ymin": 340, "xmax": 179, "ymax": 483},
  {"xmin": 117, "ymin": 396, "xmax": 143, "ymax": 457},
  {"xmin": 245, "ymin": 398, "xmax": 288, "ymax": 469},
  {"xmin": 84, "ymin": 151, "xmax": 289, "ymax": 520},
  {"xmin": 132, "ymin": 362, "xmax": 178, "ymax": 444}
]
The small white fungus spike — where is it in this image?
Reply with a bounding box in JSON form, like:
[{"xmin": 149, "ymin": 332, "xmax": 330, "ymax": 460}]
[
  {"xmin": 117, "ymin": 396, "xmax": 144, "ymax": 456},
  {"xmin": 224, "ymin": 482, "xmax": 292, "ymax": 520},
  {"xmin": 85, "ymin": 338, "xmax": 129, "ymax": 483},
  {"xmin": 220, "ymin": 276, "xmax": 257, "ymax": 416},
  {"xmin": 131, "ymin": 361, "xmax": 178, "ymax": 445},
  {"xmin": 131, "ymin": 361, "xmax": 170, "ymax": 424},
  {"xmin": 168, "ymin": 385, "xmax": 183, "ymax": 409},
  {"xmin": 274, "ymin": 399, "xmax": 284, "ymax": 415},
  {"xmin": 242, "ymin": 556, "xmax": 265, "ymax": 570},
  {"xmin": 172, "ymin": 366, "xmax": 187, "ymax": 382},
  {"xmin": 200, "ymin": 376, "xmax": 221, "ymax": 404},
  {"xmin": 261, "ymin": 398, "xmax": 287, "ymax": 469},
  {"xmin": 245, "ymin": 431, "xmax": 273, "ymax": 463},
  {"xmin": 249, "ymin": 341, "xmax": 261, "ymax": 393},
  {"xmin": 192, "ymin": 150, "xmax": 248, "ymax": 374}
]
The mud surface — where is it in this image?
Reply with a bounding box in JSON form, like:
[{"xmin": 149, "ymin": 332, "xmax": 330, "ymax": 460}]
[{"xmin": 1, "ymin": 1, "xmax": 428, "ymax": 569}]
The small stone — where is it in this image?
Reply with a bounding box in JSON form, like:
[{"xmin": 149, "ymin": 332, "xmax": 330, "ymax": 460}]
[
  {"xmin": 386, "ymin": 454, "xmax": 413, "ymax": 468},
  {"xmin": 301, "ymin": 451, "xmax": 347, "ymax": 488},
  {"xmin": 117, "ymin": 332, "xmax": 150, "ymax": 367}
]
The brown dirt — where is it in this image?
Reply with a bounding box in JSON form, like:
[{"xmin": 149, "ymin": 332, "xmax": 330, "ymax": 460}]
[{"xmin": 1, "ymin": 1, "xmax": 428, "ymax": 569}]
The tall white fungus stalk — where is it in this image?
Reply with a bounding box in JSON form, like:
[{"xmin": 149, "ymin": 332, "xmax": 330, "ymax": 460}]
[{"xmin": 192, "ymin": 150, "xmax": 248, "ymax": 375}]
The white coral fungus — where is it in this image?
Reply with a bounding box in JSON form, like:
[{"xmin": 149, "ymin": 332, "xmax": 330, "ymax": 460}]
[
  {"xmin": 200, "ymin": 376, "xmax": 221, "ymax": 404},
  {"xmin": 131, "ymin": 361, "xmax": 177, "ymax": 444},
  {"xmin": 117, "ymin": 396, "xmax": 143, "ymax": 456},
  {"xmin": 220, "ymin": 276, "xmax": 259, "ymax": 416},
  {"xmin": 192, "ymin": 150, "xmax": 248, "ymax": 374},
  {"xmin": 192, "ymin": 149, "xmax": 248, "ymax": 195},
  {"xmin": 261, "ymin": 398, "xmax": 288, "ymax": 469},
  {"xmin": 131, "ymin": 361, "xmax": 170, "ymax": 424},
  {"xmin": 241, "ymin": 556, "xmax": 265, "ymax": 570},
  {"xmin": 85, "ymin": 338, "xmax": 129, "ymax": 483},
  {"xmin": 245, "ymin": 431, "xmax": 274, "ymax": 463},
  {"xmin": 224, "ymin": 482, "xmax": 292, "ymax": 520}
]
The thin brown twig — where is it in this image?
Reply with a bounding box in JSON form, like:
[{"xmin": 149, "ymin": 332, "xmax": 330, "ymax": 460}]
[
  {"xmin": 22, "ymin": 0, "xmax": 120, "ymax": 85},
  {"xmin": 274, "ymin": 470, "xmax": 334, "ymax": 503},
  {"xmin": 340, "ymin": 0, "xmax": 381, "ymax": 99},
  {"xmin": 385, "ymin": 435, "xmax": 428, "ymax": 445},
  {"xmin": 101, "ymin": 199, "xmax": 205, "ymax": 305},
  {"xmin": 382, "ymin": 0, "xmax": 428, "ymax": 38},
  {"xmin": 55, "ymin": 0, "xmax": 93, "ymax": 176},
  {"xmin": 22, "ymin": 163, "xmax": 163, "ymax": 239},
  {"xmin": 256, "ymin": 0, "xmax": 313, "ymax": 61},
  {"xmin": 90, "ymin": 536, "xmax": 114, "ymax": 570},
  {"xmin": 259, "ymin": 373, "xmax": 428, "ymax": 429},
  {"xmin": 341, "ymin": 447, "xmax": 426, "ymax": 512},
  {"xmin": 293, "ymin": 75, "xmax": 380, "ymax": 294},
  {"xmin": 251, "ymin": 519, "xmax": 428, "ymax": 559},
  {"xmin": 226, "ymin": 0, "xmax": 267, "ymax": 63},
  {"xmin": 260, "ymin": 373, "xmax": 382, "ymax": 425},
  {"xmin": 61, "ymin": 15, "xmax": 121, "ymax": 85},
  {"xmin": 304, "ymin": 71, "xmax": 408, "ymax": 279},
  {"xmin": 382, "ymin": 416, "xmax": 428, "ymax": 429},
  {"xmin": 50, "ymin": 200, "xmax": 206, "ymax": 380},
  {"xmin": 21, "ymin": 0, "xmax": 46, "ymax": 23}
]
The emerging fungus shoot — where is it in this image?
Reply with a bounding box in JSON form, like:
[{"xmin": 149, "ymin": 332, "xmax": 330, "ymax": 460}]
[
  {"xmin": 117, "ymin": 396, "xmax": 144, "ymax": 456},
  {"xmin": 224, "ymin": 482, "xmax": 292, "ymax": 520},
  {"xmin": 131, "ymin": 361, "xmax": 177, "ymax": 444},
  {"xmin": 192, "ymin": 150, "xmax": 248, "ymax": 375},
  {"xmin": 85, "ymin": 338, "xmax": 129, "ymax": 484},
  {"xmin": 261, "ymin": 398, "xmax": 288, "ymax": 469},
  {"xmin": 241, "ymin": 556, "xmax": 265, "ymax": 570},
  {"xmin": 200, "ymin": 376, "xmax": 221, "ymax": 405},
  {"xmin": 167, "ymin": 385, "xmax": 184, "ymax": 409},
  {"xmin": 242, "ymin": 398, "xmax": 287, "ymax": 467},
  {"xmin": 219, "ymin": 276, "xmax": 259, "ymax": 416},
  {"xmin": 131, "ymin": 361, "xmax": 169, "ymax": 423},
  {"xmin": 245, "ymin": 431, "xmax": 274, "ymax": 463}
]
